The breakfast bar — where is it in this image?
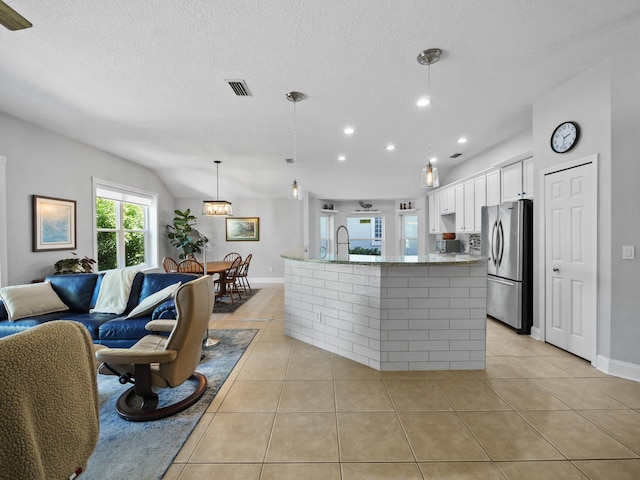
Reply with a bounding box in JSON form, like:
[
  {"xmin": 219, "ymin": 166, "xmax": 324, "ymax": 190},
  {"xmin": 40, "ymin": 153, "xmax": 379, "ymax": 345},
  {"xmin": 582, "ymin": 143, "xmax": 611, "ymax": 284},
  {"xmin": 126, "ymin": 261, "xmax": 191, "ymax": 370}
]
[{"xmin": 282, "ymin": 252, "xmax": 488, "ymax": 371}]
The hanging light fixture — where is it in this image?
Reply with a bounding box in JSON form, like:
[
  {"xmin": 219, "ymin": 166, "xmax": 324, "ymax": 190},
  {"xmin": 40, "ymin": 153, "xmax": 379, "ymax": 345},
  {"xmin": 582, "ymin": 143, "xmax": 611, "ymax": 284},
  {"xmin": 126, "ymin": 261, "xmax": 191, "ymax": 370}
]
[
  {"xmin": 418, "ymin": 48, "xmax": 441, "ymax": 188},
  {"xmin": 286, "ymin": 91, "xmax": 305, "ymax": 200},
  {"xmin": 202, "ymin": 160, "xmax": 233, "ymax": 216}
]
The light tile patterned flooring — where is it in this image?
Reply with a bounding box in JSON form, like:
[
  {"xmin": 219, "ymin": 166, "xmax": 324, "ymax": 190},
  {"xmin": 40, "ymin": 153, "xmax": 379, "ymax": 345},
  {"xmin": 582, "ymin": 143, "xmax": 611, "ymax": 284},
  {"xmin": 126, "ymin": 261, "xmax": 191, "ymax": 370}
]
[{"xmin": 164, "ymin": 284, "xmax": 640, "ymax": 480}]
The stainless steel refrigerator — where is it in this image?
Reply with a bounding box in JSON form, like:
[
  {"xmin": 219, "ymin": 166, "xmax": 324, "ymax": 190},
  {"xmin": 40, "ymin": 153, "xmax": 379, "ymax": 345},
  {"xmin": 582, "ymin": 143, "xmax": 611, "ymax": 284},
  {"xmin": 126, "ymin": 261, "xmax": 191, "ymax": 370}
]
[{"xmin": 481, "ymin": 199, "xmax": 533, "ymax": 334}]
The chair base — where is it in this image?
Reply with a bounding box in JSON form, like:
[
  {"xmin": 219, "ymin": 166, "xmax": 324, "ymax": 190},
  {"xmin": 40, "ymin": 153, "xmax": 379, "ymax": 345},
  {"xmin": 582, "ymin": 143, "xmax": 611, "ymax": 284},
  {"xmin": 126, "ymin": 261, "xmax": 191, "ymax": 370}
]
[{"xmin": 116, "ymin": 372, "xmax": 207, "ymax": 422}]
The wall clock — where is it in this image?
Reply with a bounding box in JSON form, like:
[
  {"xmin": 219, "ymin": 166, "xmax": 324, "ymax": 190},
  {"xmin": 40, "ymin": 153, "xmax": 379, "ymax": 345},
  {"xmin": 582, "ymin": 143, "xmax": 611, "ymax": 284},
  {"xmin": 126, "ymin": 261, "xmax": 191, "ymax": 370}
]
[{"xmin": 550, "ymin": 121, "xmax": 580, "ymax": 153}]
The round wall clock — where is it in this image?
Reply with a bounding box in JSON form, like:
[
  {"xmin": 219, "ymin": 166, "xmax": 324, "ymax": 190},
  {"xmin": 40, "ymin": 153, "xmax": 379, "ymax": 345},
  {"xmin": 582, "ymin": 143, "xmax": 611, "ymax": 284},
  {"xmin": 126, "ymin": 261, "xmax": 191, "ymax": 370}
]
[{"xmin": 551, "ymin": 121, "xmax": 580, "ymax": 153}]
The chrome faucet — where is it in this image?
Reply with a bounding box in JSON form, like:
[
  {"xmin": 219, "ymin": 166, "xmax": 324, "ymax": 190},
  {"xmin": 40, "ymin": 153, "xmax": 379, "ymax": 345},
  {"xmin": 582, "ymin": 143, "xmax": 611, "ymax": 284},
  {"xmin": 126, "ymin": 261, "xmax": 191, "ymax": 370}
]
[{"xmin": 336, "ymin": 225, "xmax": 350, "ymax": 257}]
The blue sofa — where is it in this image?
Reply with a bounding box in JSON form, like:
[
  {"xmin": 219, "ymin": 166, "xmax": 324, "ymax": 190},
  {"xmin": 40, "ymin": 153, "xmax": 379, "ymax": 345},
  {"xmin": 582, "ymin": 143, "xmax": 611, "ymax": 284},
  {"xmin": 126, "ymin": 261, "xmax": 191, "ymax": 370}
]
[{"xmin": 0, "ymin": 272, "xmax": 199, "ymax": 347}]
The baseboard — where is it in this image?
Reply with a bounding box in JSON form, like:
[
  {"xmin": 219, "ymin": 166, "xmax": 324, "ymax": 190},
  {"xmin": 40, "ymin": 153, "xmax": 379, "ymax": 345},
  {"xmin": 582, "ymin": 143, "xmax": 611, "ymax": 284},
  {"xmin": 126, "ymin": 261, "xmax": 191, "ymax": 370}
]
[
  {"xmin": 596, "ymin": 354, "xmax": 640, "ymax": 382},
  {"xmin": 529, "ymin": 326, "xmax": 542, "ymax": 341},
  {"xmin": 251, "ymin": 277, "xmax": 284, "ymax": 284}
]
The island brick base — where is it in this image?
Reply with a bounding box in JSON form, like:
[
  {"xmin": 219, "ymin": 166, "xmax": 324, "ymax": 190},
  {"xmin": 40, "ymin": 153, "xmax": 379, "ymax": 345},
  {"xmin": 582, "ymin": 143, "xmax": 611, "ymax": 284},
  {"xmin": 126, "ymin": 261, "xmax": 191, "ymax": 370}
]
[{"xmin": 284, "ymin": 258, "xmax": 488, "ymax": 371}]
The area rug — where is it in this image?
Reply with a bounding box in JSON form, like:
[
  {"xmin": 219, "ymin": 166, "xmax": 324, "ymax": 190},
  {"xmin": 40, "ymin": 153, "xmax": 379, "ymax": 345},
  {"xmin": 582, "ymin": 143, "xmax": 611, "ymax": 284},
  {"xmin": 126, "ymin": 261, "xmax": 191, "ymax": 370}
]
[
  {"xmin": 83, "ymin": 329, "xmax": 257, "ymax": 480},
  {"xmin": 213, "ymin": 287, "xmax": 258, "ymax": 314}
]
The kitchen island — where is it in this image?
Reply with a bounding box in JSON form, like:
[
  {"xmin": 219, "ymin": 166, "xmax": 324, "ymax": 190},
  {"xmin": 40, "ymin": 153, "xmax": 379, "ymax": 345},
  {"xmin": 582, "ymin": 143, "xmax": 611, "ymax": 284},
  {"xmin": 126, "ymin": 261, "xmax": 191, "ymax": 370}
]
[{"xmin": 282, "ymin": 252, "xmax": 488, "ymax": 371}]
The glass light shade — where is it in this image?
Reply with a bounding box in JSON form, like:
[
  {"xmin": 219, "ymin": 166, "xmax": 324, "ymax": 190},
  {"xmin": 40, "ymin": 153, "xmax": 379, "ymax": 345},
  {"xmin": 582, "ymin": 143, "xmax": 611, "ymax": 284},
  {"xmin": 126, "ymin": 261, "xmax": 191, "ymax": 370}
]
[
  {"xmin": 288, "ymin": 179, "xmax": 303, "ymax": 200},
  {"xmin": 202, "ymin": 200, "xmax": 233, "ymax": 216},
  {"xmin": 420, "ymin": 165, "xmax": 439, "ymax": 188}
]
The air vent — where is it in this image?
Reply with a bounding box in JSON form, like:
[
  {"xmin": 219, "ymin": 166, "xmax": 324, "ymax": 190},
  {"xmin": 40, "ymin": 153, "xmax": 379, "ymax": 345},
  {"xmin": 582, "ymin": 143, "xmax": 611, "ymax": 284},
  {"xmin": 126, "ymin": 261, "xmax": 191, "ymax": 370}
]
[
  {"xmin": 450, "ymin": 153, "xmax": 463, "ymax": 158},
  {"xmin": 225, "ymin": 79, "xmax": 252, "ymax": 96},
  {"xmin": 285, "ymin": 158, "xmax": 294, "ymax": 164}
]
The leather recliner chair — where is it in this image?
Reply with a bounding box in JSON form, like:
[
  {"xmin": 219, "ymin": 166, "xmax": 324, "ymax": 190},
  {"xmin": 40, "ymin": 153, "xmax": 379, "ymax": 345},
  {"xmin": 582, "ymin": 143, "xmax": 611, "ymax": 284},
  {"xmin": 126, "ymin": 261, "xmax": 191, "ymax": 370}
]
[{"xmin": 95, "ymin": 275, "xmax": 215, "ymax": 421}]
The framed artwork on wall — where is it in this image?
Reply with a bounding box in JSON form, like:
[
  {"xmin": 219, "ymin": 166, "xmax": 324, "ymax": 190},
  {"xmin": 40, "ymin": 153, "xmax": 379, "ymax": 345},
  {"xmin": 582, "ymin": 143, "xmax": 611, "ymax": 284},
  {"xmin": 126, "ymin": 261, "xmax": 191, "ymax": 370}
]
[
  {"xmin": 226, "ymin": 217, "xmax": 260, "ymax": 241},
  {"xmin": 32, "ymin": 195, "xmax": 77, "ymax": 251}
]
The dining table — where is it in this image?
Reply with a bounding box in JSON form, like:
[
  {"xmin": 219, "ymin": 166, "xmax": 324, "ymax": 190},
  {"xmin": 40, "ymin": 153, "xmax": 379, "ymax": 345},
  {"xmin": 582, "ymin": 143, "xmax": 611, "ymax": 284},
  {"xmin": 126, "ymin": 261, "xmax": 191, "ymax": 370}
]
[{"xmin": 205, "ymin": 260, "xmax": 234, "ymax": 298}]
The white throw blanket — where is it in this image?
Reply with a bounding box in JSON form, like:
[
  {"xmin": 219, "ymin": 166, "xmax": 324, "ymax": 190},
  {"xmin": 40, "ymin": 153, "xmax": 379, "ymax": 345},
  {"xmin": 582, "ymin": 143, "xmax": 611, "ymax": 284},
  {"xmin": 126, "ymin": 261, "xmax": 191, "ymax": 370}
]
[{"xmin": 90, "ymin": 268, "xmax": 139, "ymax": 314}]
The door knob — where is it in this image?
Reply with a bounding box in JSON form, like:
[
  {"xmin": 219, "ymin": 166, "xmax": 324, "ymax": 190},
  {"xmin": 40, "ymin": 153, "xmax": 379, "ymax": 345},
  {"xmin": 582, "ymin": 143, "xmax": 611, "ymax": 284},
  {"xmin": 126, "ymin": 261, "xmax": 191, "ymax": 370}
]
[{"xmin": 552, "ymin": 268, "xmax": 559, "ymax": 272}]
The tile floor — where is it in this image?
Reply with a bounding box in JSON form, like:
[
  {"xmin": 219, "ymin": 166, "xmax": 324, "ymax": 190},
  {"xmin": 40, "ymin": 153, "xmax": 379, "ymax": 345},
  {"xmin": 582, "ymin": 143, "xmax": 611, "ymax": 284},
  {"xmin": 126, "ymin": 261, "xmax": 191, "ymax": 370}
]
[{"xmin": 164, "ymin": 283, "xmax": 640, "ymax": 480}]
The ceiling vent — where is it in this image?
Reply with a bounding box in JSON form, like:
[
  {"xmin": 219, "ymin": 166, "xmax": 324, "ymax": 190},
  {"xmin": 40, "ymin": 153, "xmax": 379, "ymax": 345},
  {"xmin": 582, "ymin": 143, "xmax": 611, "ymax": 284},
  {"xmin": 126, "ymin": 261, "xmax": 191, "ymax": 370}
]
[
  {"xmin": 225, "ymin": 79, "xmax": 252, "ymax": 96},
  {"xmin": 449, "ymin": 153, "xmax": 463, "ymax": 158},
  {"xmin": 285, "ymin": 158, "xmax": 294, "ymax": 164}
]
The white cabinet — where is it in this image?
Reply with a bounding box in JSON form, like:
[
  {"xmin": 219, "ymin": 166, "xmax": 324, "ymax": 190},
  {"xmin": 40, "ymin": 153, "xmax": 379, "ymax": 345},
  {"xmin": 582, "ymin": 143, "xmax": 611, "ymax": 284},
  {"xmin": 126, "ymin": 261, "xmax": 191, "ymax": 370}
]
[
  {"xmin": 440, "ymin": 187, "xmax": 455, "ymax": 215},
  {"xmin": 454, "ymin": 183, "xmax": 464, "ymax": 233},
  {"xmin": 522, "ymin": 157, "xmax": 534, "ymax": 199},
  {"xmin": 486, "ymin": 169, "xmax": 501, "ymax": 206},
  {"xmin": 501, "ymin": 161, "xmax": 523, "ymax": 203},
  {"xmin": 501, "ymin": 157, "xmax": 534, "ymax": 202},
  {"xmin": 428, "ymin": 193, "xmax": 440, "ymax": 234},
  {"xmin": 454, "ymin": 181, "xmax": 475, "ymax": 233},
  {"xmin": 474, "ymin": 174, "xmax": 487, "ymax": 233},
  {"xmin": 463, "ymin": 179, "xmax": 475, "ymax": 232}
]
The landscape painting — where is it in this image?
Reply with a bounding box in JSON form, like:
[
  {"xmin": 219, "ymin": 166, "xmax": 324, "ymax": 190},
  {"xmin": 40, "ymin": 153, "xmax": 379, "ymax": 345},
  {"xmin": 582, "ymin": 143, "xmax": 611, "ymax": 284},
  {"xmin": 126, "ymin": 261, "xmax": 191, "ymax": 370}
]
[
  {"xmin": 226, "ymin": 217, "xmax": 259, "ymax": 241},
  {"xmin": 32, "ymin": 195, "xmax": 77, "ymax": 251}
]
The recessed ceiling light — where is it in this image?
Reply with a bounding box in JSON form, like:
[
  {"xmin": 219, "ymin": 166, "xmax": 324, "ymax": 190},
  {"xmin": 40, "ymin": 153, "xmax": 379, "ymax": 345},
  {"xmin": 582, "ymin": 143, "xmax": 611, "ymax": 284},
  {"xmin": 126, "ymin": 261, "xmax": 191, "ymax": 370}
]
[
  {"xmin": 416, "ymin": 97, "xmax": 430, "ymax": 107},
  {"xmin": 430, "ymin": 157, "xmax": 437, "ymax": 163},
  {"xmin": 338, "ymin": 155, "xmax": 346, "ymax": 161},
  {"xmin": 344, "ymin": 127, "xmax": 354, "ymax": 135},
  {"xmin": 386, "ymin": 144, "xmax": 396, "ymax": 151},
  {"xmin": 457, "ymin": 137, "xmax": 468, "ymax": 144}
]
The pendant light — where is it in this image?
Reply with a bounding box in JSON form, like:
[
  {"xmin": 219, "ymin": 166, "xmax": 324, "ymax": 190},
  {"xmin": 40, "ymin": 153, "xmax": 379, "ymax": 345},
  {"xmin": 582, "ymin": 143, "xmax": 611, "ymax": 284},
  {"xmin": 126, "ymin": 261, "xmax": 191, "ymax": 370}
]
[
  {"xmin": 202, "ymin": 160, "xmax": 233, "ymax": 216},
  {"xmin": 418, "ymin": 48, "xmax": 441, "ymax": 188},
  {"xmin": 286, "ymin": 91, "xmax": 305, "ymax": 200}
]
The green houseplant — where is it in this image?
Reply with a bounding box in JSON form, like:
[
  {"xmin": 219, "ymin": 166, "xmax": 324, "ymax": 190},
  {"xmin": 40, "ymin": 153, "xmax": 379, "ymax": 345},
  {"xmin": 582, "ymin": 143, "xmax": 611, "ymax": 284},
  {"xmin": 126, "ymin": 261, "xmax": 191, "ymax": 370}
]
[
  {"xmin": 54, "ymin": 253, "xmax": 96, "ymax": 275},
  {"xmin": 166, "ymin": 209, "xmax": 208, "ymax": 260}
]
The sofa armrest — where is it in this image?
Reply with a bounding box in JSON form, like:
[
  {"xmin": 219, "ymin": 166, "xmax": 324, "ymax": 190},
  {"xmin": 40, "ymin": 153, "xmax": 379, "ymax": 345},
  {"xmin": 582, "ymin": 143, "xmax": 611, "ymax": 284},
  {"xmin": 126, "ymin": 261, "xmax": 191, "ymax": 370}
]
[
  {"xmin": 145, "ymin": 319, "xmax": 176, "ymax": 333},
  {"xmin": 152, "ymin": 299, "xmax": 177, "ymax": 320}
]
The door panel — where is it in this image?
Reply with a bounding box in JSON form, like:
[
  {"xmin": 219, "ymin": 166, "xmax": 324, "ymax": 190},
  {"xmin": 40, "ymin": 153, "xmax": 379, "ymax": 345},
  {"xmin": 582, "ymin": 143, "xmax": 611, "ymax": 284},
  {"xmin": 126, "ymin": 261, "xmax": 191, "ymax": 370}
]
[{"xmin": 544, "ymin": 162, "xmax": 595, "ymax": 361}]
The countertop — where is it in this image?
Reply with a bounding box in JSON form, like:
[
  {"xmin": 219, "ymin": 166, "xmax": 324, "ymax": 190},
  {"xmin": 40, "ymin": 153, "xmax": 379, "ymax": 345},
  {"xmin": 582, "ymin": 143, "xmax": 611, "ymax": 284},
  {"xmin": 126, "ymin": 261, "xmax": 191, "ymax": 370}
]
[{"xmin": 281, "ymin": 251, "xmax": 487, "ymax": 266}]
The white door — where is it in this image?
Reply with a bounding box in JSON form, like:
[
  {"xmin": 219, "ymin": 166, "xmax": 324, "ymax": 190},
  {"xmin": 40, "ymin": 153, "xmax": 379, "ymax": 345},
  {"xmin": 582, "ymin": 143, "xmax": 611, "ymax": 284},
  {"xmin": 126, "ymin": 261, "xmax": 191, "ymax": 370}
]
[{"xmin": 544, "ymin": 162, "xmax": 596, "ymax": 360}]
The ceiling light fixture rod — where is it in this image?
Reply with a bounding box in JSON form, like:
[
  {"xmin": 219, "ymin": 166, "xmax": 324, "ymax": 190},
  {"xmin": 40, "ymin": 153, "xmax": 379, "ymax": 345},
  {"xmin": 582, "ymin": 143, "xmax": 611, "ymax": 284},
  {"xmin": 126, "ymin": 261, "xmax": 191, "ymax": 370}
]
[
  {"xmin": 286, "ymin": 91, "xmax": 305, "ymax": 200},
  {"xmin": 418, "ymin": 48, "xmax": 442, "ymax": 189}
]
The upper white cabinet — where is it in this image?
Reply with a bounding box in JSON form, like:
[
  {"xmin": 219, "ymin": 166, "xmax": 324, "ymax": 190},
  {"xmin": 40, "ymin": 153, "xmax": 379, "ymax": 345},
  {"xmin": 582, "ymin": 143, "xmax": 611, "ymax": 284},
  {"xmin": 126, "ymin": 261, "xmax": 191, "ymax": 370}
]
[
  {"xmin": 428, "ymin": 193, "xmax": 441, "ymax": 234},
  {"xmin": 501, "ymin": 157, "xmax": 534, "ymax": 202},
  {"xmin": 439, "ymin": 187, "xmax": 455, "ymax": 215},
  {"xmin": 486, "ymin": 169, "xmax": 501, "ymax": 206},
  {"xmin": 474, "ymin": 174, "xmax": 487, "ymax": 233},
  {"xmin": 454, "ymin": 183, "xmax": 464, "ymax": 232}
]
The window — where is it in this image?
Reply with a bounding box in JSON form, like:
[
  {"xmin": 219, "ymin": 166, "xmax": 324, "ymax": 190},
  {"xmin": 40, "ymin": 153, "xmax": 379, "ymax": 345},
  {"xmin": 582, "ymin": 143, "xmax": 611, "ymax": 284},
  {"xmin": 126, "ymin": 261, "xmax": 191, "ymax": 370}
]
[
  {"xmin": 401, "ymin": 214, "xmax": 418, "ymax": 255},
  {"xmin": 346, "ymin": 215, "xmax": 383, "ymax": 255},
  {"xmin": 94, "ymin": 179, "xmax": 158, "ymax": 271}
]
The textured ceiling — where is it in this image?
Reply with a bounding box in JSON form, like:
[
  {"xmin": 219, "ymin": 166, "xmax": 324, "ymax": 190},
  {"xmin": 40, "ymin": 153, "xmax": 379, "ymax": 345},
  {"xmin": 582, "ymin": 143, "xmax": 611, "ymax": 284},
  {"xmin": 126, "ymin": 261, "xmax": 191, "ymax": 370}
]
[{"xmin": 1, "ymin": 0, "xmax": 640, "ymax": 200}]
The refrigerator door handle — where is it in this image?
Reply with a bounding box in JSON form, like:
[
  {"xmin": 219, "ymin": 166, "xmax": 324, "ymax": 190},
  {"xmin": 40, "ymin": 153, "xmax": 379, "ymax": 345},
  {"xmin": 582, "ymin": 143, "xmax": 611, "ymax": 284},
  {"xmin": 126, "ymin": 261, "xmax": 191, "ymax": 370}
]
[
  {"xmin": 488, "ymin": 276, "xmax": 515, "ymax": 287},
  {"xmin": 491, "ymin": 221, "xmax": 498, "ymax": 265},
  {"xmin": 497, "ymin": 220, "xmax": 505, "ymax": 266}
]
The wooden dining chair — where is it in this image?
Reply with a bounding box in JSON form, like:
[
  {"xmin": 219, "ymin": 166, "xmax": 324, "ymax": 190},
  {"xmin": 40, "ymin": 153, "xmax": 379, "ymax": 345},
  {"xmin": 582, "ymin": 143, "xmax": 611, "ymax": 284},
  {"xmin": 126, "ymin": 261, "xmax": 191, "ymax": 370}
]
[
  {"xmin": 214, "ymin": 256, "xmax": 242, "ymax": 304},
  {"xmin": 162, "ymin": 257, "xmax": 179, "ymax": 272},
  {"xmin": 237, "ymin": 253, "xmax": 252, "ymax": 294},
  {"xmin": 177, "ymin": 258, "xmax": 204, "ymax": 275},
  {"xmin": 223, "ymin": 252, "xmax": 242, "ymax": 263}
]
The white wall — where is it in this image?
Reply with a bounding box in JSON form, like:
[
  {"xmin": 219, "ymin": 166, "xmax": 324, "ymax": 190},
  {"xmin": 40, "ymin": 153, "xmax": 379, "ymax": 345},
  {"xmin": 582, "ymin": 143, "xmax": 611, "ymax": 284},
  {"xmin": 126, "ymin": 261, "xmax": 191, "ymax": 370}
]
[
  {"xmin": 532, "ymin": 59, "xmax": 613, "ymax": 362},
  {"xmin": 610, "ymin": 52, "xmax": 640, "ymax": 367},
  {"xmin": 0, "ymin": 112, "xmax": 176, "ymax": 285},
  {"xmin": 174, "ymin": 197, "xmax": 304, "ymax": 280}
]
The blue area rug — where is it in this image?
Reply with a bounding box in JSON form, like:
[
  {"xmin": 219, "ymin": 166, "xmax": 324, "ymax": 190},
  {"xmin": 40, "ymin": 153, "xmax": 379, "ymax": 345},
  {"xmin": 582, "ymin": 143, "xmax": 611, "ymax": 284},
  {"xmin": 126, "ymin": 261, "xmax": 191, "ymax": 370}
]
[{"xmin": 83, "ymin": 329, "xmax": 257, "ymax": 480}]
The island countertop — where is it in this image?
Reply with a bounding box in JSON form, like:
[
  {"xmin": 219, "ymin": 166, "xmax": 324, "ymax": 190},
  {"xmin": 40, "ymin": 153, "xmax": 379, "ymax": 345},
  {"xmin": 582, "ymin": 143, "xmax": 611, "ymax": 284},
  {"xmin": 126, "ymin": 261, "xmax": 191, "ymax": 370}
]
[{"xmin": 281, "ymin": 250, "xmax": 487, "ymax": 266}]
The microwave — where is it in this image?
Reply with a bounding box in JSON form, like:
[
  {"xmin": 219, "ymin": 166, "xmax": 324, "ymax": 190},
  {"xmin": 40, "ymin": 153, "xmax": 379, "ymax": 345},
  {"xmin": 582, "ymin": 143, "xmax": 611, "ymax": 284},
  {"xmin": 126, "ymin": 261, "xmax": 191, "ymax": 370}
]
[{"xmin": 435, "ymin": 239, "xmax": 461, "ymax": 253}]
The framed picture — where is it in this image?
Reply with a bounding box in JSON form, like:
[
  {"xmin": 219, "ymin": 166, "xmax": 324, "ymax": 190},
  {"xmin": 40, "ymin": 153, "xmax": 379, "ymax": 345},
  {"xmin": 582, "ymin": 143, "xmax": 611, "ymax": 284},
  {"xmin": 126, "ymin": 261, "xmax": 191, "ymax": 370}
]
[
  {"xmin": 226, "ymin": 217, "xmax": 260, "ymax": 242},
  {"xmin": 32, "ymin": 195, "xmax": 77, "ymax": 251}
]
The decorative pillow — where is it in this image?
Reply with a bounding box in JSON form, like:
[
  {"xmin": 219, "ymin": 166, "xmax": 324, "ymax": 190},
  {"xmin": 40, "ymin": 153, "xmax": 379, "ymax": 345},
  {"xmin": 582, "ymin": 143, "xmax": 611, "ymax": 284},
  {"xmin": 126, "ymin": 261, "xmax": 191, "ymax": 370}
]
[
  {"xmin": 126, "ymin": 282, "xmax": 181, "ymax": 319},
  {"xmin": 0, "ymin": 282, "xmax": 69, "ymax": 321}
]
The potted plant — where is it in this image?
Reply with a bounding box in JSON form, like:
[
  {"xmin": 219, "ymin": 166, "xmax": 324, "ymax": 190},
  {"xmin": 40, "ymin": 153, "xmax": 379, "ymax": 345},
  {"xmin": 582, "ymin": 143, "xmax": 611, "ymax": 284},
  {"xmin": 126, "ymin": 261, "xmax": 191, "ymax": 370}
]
[
  {"xmin": 166, "ymin": 209, "xmax": 208, "ymax": 260},
  {"xmin": 54, "ymin": 253, "xmax": 96, "ymax": 274}
]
